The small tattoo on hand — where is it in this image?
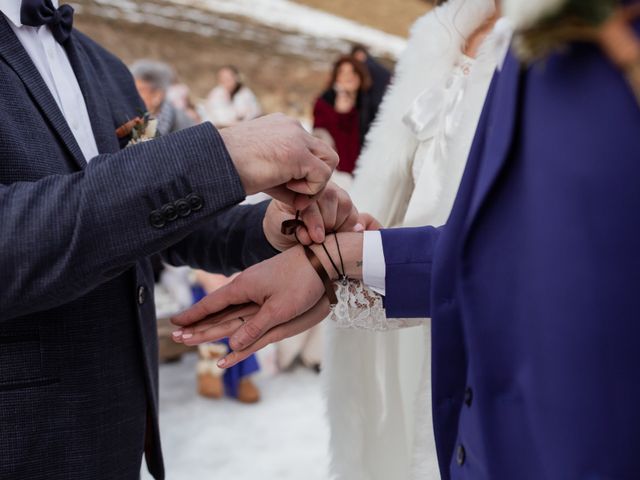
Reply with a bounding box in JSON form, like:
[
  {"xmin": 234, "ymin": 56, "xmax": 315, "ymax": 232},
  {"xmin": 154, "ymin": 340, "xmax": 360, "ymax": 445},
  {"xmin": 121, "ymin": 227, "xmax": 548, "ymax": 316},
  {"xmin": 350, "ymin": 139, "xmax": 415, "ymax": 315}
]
[{"xmin": 356, "ymin": 261, "xmax": 363, "ymax": 267}]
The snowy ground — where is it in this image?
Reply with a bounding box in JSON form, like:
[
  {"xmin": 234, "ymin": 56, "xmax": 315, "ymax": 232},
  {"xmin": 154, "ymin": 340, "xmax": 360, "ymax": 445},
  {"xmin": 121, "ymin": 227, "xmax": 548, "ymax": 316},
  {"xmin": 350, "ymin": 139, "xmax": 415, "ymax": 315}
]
[{"xmin": 141, "ymin": 347, "xmax": 330, "ymax": 480}]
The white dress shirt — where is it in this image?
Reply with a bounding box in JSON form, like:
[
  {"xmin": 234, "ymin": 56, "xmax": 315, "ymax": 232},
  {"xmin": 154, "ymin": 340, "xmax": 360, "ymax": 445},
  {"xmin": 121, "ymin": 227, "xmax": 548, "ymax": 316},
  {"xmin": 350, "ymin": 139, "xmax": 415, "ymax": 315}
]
[
  {"xmin": 1, "ymin": 0, "xmax": 99, "ymax": 161},
  {"xmin": 363, "ymin": 230, "xmax": 386, "ymax": 295}
]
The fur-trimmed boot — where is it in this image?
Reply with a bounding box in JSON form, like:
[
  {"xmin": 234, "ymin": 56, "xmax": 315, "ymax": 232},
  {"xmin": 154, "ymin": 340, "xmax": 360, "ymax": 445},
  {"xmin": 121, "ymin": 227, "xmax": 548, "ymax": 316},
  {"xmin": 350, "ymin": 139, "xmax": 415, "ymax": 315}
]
[{"xmin": 197, "ymin": 343, "xmax": 227, "ymax": 399}]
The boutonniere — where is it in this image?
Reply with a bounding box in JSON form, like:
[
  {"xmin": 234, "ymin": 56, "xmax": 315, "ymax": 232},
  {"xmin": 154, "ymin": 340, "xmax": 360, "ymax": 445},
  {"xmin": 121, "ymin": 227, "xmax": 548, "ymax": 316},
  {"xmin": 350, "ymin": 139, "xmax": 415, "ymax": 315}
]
[
  {"xmin": 115, "ymin": 112, "xmax": 159, "ymax": 147},
  {"xmin": 504, "ymin": 0, "xmax": 640, "ymax": 104}
]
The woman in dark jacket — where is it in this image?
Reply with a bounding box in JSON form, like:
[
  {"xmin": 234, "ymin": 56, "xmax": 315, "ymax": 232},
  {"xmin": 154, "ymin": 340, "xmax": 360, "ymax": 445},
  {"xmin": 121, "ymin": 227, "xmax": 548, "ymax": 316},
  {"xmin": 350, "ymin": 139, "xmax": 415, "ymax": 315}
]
[{"xmin": 313, "ymin": 56, "xmax": 373, "ymax": 175}]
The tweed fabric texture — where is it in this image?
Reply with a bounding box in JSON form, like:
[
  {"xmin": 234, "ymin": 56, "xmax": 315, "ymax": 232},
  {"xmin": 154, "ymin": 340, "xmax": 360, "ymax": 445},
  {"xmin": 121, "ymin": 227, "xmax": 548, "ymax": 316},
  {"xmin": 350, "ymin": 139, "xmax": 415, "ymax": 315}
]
[{"xmin": 0, "ymin": 16, "xmax": 276, "ymax": 480}]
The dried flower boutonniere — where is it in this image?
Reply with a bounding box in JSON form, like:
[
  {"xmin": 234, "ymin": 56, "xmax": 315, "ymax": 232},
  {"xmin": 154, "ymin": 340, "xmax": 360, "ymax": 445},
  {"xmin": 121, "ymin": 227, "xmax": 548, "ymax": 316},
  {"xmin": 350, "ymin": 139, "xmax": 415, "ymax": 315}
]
[
  {"xmin": 504, "ymin": 0, "xmax": 640, "ymax": 104},
  {"xmin": 115, "ymin": 112, "xmax": 159, "ymax": 147}
]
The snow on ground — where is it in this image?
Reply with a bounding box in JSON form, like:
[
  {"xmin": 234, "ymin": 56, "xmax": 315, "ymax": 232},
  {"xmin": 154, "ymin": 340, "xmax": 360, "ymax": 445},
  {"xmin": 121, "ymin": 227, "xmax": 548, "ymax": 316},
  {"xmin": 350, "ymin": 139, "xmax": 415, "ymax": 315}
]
[
  {"xmin": 178, "ymin": 0, "xmax": 407, "ymax": 58},
  {"xmin": 141, "ymin": 347, "xmax": 330, "ymax": 480}
]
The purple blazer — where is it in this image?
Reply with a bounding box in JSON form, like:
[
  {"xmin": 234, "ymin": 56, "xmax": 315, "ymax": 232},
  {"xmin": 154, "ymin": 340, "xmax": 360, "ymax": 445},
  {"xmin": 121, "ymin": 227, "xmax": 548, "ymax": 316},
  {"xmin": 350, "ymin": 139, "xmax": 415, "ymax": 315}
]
[{"xmin": 380, "ymin": 41, "xmax": 640, "ymax": 479}]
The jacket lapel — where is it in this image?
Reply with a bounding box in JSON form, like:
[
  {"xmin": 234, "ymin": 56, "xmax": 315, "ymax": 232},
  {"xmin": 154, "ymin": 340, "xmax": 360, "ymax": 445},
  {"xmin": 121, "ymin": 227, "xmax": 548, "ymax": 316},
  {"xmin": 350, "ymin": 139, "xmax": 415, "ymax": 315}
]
[
  {"xmin": 64, "ymin": 32, "xmax": 121, "ymax": 155},
  {"xmin": 463, "ymin": 52, "xmax": 522, "ymax": 239},
  {"xmin": 0, "ymin": 16, "xmax": 87, "ymax": 169}
]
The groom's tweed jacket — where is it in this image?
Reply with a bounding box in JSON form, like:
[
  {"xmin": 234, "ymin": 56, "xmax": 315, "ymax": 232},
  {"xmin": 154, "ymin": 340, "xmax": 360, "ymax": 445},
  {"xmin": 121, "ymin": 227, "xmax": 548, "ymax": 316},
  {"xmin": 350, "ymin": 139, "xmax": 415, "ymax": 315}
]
[{"xmin": 0, "ymin": 17, "xmax": 275, "ymax": 480}]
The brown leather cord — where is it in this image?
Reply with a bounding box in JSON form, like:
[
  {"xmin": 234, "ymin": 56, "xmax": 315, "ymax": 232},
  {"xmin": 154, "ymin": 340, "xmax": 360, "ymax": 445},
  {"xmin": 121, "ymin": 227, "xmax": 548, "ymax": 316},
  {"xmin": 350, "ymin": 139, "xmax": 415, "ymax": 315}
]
[
  {"xmin": 304, "ymin": 245, "xmax": 338, "ymax": 305},
  {"xmin": 281, "ymin": 218, "xmax": 305, "ymax": 236},
  {"xmin": 282, "ymin": 210, "xmax": 342, "ymax": 305},
  {"xmin": 321, "ymin": 242, "xmax": 341, "ymax": 279},
  {"xmin": 333, "ymin": 233, "xmax": 347, "ymax": 285}
]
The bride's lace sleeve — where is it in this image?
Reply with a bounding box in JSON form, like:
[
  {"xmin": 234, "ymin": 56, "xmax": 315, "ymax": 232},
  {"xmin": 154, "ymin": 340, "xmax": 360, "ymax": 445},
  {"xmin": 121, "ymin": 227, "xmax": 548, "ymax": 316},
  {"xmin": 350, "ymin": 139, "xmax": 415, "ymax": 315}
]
[{"xmin": 329, "ymin": 279, "xmax": 425, "ymax": 331}]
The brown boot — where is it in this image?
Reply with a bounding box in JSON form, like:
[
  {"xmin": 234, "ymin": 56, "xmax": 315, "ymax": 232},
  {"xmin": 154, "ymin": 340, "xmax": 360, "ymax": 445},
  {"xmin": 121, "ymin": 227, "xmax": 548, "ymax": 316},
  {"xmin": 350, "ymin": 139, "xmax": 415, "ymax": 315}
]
[
  {"xmin": 197, "ymin": 343, "xmax": 227, "ymax": 399},
  {"xmin": 236, "ymin": 377, "xmax": 261, "ymax": 404},
  {"xmin": 198, "ymin": 371, "xmax": 224, "ymax": 399}
]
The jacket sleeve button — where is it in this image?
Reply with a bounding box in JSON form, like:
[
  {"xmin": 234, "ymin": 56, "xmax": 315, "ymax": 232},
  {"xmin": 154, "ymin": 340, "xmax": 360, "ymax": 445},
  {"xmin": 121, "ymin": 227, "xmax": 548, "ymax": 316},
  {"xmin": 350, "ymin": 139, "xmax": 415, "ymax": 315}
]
[
  {"xmin": 175, "ymin": 199, "xmax": 191, "ymax": 217},
  {"xmin": 149, "ymin": 210, "xmax": 166, "ymax": 229},
  {"xmin": 161, "ymin": 203, "xmax": 178, "ymax": 222},
  {"xmin": 186, "ymin": 193, "xmax": 204, "ymax": 212}
]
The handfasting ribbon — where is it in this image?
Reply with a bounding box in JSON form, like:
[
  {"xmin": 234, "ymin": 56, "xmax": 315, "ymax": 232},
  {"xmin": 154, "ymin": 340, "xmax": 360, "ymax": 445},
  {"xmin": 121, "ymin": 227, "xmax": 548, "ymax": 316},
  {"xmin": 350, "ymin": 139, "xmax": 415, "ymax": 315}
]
[
  {"xmin": 282, "ymin": 211, "xmax": 339, "ymax": 305},
  {"xmin": 304, "ymin": 245, "xmax": 338, "ymax": 305},
  {"xmin": 281, "ymin": 217, "xmax": 305, "ymax": 236}
]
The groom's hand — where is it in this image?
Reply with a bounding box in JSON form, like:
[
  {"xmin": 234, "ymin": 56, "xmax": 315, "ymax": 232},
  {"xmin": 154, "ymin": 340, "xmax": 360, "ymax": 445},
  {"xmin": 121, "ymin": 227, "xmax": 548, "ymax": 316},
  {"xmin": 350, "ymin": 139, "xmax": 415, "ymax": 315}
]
[
  {"xmin": 263, "ymin": 182, "xmax": 360, "ymax": 250},
  {"xmin": 219, "ymin": 113, "xmax": 339, "ymax": 209}
]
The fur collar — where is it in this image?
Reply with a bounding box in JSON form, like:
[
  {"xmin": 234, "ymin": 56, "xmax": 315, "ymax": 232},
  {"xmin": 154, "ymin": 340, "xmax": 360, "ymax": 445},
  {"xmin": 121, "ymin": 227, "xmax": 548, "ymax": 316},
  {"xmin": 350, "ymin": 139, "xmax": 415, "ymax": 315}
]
[{"xmin": 350, "ymin": 0, "xmax": 498, "ymax": 227}]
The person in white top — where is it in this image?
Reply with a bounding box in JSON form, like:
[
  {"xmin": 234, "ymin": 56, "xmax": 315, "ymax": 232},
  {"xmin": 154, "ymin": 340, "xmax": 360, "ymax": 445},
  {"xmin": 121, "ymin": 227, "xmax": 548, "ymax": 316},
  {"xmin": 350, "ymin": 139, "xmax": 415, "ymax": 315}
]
[{"xmin": 205, "ymin": 65, "xmax": 262, "ymax": 128}]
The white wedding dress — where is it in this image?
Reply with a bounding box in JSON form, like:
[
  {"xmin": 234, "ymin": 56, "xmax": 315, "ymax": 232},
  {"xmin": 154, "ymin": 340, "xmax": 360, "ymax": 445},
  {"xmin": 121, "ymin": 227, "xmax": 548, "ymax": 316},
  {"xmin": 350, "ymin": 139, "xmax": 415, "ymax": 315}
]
[{"xmin": 323, "ymin": 1, "xmax": 512, "ymax": 478}]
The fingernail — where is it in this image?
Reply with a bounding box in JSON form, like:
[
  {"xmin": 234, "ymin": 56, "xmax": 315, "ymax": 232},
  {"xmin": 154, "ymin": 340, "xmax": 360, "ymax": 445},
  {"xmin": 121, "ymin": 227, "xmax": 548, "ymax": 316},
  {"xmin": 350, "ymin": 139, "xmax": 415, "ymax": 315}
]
[
  {"xmin": 172, "ymin": 330, "xmax": 183, "ymax": 338},
  {"xmin": 316, "ymin": 226, "xmax": 325, "ymax": 238},
  {"xmin": 182, "ymin": 333, "xmax": 193, "ymax": 340},
  {"xmin": 353, "ymin": 223, "xmax": 365, "ymax": 232},
  {"xmin": 217, "ymin": 358, "xmax": 228, "ymax": 368}
]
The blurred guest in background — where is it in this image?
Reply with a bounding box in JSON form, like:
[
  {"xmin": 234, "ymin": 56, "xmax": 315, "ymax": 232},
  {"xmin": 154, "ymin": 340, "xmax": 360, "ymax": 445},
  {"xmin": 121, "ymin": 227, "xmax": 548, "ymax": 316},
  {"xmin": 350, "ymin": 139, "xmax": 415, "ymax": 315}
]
[
  {"xmin": 130, "ymin": 59, "xmax": 196, "ymax": 135},
  {"xmin": 351, "ymin": 44, "xmax": 391, "ymax": 121},
  {"xmin": 312, "ymin": 56, "xmax": 372, "ymax": 177},
  {"xmin": 205, "ymin": 65, "xmax": 262, "ymax": 127},
  {"xmin": 167, "ymin": 81, "xmax": 202, "ymax": 125}
]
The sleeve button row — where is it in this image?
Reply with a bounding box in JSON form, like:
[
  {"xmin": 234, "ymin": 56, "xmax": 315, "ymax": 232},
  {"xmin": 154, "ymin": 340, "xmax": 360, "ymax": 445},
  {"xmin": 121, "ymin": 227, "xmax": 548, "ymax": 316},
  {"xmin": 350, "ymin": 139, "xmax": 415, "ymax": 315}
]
[{"xmin": 149, "ymin": 193, "xmax": 204, "ymax": 229}]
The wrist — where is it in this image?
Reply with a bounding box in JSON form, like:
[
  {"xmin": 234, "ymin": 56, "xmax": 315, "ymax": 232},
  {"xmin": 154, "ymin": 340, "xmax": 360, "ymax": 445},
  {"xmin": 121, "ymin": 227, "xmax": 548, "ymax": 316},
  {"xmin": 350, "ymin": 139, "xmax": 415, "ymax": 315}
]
[
  {"xmin": 219, "ymin": 126, "xmax": 256, "ymax": 196},
  {"xmin": 309, "ymin": 232, "xmax": 364, "ymax": 282},
  {"xmin": 262, "ymin": 201, "xmax": 281, "ymax": 252}
]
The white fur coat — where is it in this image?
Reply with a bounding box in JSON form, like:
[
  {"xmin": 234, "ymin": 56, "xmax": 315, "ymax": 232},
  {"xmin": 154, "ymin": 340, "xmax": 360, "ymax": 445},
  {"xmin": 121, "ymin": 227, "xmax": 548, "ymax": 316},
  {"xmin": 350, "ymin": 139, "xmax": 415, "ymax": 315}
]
[{"xmin": 323, "ymin": 1, "xmax": 506, "ymax": 479}]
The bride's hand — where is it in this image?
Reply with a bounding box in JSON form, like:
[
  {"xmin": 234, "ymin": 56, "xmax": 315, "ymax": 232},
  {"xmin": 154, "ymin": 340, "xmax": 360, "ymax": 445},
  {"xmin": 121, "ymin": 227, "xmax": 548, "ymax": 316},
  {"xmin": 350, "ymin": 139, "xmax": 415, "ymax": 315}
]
[
  {"xmin": 172, "ymin": 232, "xmax": 365, "ymax": 367},
  {"xmin": 171, "ymin": 245, "xmax": 330, "ymax": 356},
  {"xmin": 173, "ymin": 299, "xmax": 331, "ymax": 369},
  {"xmin": 357, "ymin": 212, "xmax": 383, "ymax": 231}
]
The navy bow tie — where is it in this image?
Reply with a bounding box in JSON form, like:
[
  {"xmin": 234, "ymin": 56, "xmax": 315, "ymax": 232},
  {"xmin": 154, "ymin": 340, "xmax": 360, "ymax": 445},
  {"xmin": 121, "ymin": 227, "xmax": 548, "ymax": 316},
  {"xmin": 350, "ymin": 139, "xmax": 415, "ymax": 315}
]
[{"xmin": 20, "ymin": 0, "xmax": 74, "ymax": 44}]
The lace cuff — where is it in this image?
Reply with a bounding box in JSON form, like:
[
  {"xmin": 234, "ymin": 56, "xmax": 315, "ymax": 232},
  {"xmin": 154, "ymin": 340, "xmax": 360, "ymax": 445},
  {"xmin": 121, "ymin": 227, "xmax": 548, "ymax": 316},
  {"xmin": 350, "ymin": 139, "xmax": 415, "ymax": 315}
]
[{"xmin": 329, "ymin": 279, "xmax": 425, "ymax": 331}]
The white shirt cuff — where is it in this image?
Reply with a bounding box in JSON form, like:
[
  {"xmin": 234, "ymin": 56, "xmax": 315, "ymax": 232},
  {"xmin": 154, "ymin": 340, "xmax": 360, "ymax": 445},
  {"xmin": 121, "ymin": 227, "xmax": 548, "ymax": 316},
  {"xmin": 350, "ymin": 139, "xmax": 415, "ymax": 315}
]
[{"xmin": 363, "ymin": 231, "xmax": 386, "ymax": 296}]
